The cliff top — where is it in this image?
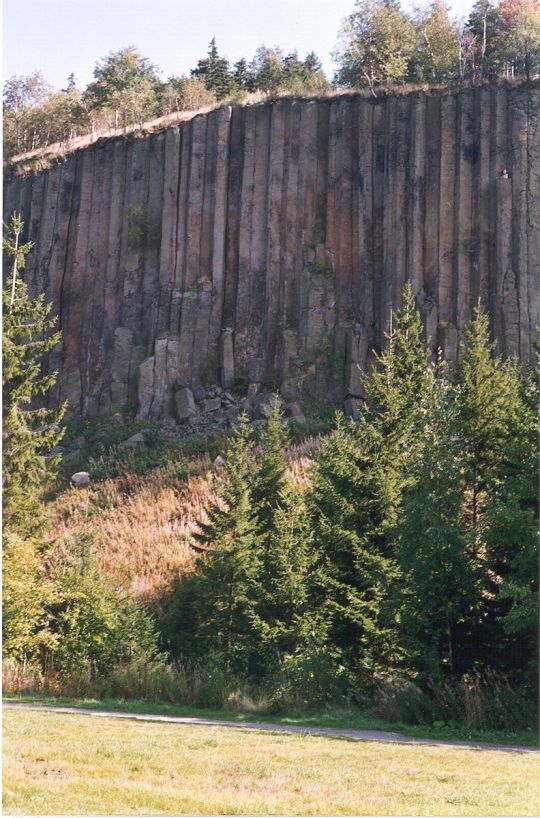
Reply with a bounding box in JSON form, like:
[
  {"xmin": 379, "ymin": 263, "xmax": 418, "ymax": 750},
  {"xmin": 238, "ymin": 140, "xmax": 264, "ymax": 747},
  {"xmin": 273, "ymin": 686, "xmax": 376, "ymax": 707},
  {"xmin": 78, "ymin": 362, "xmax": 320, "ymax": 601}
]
[{"xmin": 5, "ymin": 77, "xmax": 537, "ymax": 177}]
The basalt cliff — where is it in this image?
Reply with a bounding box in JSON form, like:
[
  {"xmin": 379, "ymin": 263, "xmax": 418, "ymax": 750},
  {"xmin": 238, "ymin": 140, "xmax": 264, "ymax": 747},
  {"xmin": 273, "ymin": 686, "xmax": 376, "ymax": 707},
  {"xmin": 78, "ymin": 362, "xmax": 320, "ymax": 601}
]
[{"xmin": 4, "ymin": 84, "xmax": 539, "ymax": 419}]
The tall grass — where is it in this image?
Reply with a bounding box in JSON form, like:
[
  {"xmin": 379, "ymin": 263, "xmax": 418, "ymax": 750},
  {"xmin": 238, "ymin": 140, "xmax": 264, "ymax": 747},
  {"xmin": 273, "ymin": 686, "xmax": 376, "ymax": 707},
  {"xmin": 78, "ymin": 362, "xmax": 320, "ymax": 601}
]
[
  {"xmin": 2, "ymin": 656, "xmax": 271, "ymax": 713},
  {"xmin": 374, "ymin": 670, "xmax": 536, "ymax": 731}
]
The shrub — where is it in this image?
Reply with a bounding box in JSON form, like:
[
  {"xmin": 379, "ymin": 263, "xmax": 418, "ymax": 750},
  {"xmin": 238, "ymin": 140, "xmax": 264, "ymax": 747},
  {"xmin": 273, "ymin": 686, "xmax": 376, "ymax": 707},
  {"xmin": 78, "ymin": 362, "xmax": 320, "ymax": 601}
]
[{"xmin": 42, "ymin": 535, "xmax": 159, "ymax": 677}]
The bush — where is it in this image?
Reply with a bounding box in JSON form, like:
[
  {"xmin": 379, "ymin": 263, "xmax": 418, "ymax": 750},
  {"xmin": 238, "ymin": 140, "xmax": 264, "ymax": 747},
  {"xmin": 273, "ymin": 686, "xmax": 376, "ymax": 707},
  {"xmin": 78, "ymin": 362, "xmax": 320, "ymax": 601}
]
[
  {"xmin": 42, "ymin": 535, "xmax": 159, "ymax": 677},
  {"xmin": 270, "ymin": 617, "xmax": 349, "ymax": 710}
]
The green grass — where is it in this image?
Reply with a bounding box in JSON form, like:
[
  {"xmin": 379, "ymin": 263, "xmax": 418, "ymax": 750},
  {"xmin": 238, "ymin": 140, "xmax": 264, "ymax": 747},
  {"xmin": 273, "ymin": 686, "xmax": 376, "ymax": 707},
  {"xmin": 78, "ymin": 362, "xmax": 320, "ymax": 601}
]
[
  {"xmin": 3, "ymin": 707, "xmax": 538, "ymax": 816},
  {"xmin": 4, "ymin": 691, "xmax": 538, "ymax": 747}
]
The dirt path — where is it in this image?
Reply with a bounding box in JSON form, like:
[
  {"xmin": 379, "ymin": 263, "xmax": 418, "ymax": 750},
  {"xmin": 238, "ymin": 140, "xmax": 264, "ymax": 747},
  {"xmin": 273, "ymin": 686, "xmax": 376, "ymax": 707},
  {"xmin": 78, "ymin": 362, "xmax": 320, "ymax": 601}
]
[{"xmin": 4, "ymin": 701, "xmax": 537, "ymax": 754}]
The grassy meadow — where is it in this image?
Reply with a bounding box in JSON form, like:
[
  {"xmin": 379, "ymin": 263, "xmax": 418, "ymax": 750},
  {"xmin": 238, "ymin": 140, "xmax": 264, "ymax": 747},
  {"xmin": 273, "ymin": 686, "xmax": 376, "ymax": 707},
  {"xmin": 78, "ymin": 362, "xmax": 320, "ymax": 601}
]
[{"xmin": 3, "ymin": 707, "xmax": 539, "ymax": 816}]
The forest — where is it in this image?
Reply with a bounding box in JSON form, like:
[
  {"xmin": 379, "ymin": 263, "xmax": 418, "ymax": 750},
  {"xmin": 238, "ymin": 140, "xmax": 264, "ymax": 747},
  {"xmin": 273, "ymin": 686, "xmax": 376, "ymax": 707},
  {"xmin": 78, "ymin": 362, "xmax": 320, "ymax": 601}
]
[
  {"xmin": 3, "ymin": 0, "xmax": 540, "ymax": 157},
  {"xmin": 3, "ymin": 213, "xmax": 538, "ymax": 735}
]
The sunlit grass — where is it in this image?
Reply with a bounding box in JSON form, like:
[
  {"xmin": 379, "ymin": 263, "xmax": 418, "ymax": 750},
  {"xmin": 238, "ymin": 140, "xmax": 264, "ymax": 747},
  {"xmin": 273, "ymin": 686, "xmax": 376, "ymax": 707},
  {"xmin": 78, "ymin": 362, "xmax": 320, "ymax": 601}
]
[{"xmin": 3, "ymin": 708, "xmax": 539, "ymax": 816}]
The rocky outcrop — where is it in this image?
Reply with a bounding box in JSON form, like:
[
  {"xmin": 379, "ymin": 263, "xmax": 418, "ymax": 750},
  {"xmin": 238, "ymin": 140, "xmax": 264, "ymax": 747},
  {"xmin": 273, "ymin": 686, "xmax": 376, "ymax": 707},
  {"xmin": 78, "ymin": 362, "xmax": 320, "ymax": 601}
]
[{"xmin": 4, "ymin": 85, "xmax": 539, "ymax": 418}]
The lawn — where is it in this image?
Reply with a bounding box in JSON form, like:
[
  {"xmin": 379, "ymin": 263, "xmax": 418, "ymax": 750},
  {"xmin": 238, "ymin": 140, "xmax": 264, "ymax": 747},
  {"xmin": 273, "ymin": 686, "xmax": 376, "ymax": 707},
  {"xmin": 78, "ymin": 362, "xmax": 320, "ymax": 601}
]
[{"xmin": 3, "ymin": 707, "xmax": 539, "ymax": 816}]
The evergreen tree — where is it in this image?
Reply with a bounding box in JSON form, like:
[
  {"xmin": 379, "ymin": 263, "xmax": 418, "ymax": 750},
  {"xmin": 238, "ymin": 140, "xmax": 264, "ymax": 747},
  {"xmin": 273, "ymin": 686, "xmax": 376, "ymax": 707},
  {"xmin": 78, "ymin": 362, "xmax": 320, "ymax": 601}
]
[
  {"xmin": 363, "ymin": 282, "xmax": 431, "ymax": 522},
  {"xmin": 249, "ymin": 45, "xmax": 286, "ymax": 93},
  {"xmin": 307, "ymin": 414, "xmax": 403, "ymax": 680},
  {"xmin": 251, "ymin": 483, "xmax": 313, "ymax": 674},
  {"xmin": 191, "ymin": 416, "xmax": 261, "ymax": 675},
  {"xmin": 3, "ymin": 213, "xmax": 66, "ymax": 537},
  {"xmin": 452, "ymin": 305, "xmax": 538, "ymax": 673},
  {"xmin": 233, "ymin": 57, "xmax": 251, "ymax": 89},
  {"xmin": 251, "ymin": 397, "xmax": 289, "ymax": 535},
  {"xmin": 396, "ymin": 361, "xmax": 475, "ymax": 677},
  {"xmin": 191, "ymin": 37, "xmax": 236, "ymax": 100}
]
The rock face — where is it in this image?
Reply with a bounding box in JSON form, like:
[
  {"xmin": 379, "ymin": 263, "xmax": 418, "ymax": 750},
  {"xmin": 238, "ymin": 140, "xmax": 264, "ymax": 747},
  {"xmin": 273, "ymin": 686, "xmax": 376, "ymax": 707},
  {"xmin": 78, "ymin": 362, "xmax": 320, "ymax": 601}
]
[{"xmin": 4, "ymin": 86, "xmax": 539, "ymax": 418}]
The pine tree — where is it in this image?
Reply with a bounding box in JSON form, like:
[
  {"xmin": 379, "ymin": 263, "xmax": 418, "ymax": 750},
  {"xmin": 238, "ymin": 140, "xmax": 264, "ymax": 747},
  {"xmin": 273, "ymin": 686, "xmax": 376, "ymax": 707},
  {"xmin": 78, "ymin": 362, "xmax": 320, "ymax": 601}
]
[
  {"xmin": 191, "ymin": 416, "xmax": 261, "ymax": 675},
  {"xmin": 3, "ymin": 213, "xmax": 66, "ymax": 537}
]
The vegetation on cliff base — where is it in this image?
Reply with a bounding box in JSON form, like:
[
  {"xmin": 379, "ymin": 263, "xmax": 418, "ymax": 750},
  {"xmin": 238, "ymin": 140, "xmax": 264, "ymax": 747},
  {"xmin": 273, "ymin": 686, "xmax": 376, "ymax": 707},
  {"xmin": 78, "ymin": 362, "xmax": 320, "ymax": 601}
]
[
  {"xmin": 2, "ymin": 216, "xmax": 158, "ymax": 676},
  {"xmin": 3, "ymin": 253, "xmax": 537, "ymax": 734}
]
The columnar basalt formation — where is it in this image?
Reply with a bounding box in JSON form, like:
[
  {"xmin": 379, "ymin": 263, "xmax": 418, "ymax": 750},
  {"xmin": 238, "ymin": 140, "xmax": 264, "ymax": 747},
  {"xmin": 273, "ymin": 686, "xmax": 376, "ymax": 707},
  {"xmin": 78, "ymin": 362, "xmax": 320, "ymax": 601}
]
[{"xmin": 4, "ymin": 85, "xmax": 539, "ymax": 418}]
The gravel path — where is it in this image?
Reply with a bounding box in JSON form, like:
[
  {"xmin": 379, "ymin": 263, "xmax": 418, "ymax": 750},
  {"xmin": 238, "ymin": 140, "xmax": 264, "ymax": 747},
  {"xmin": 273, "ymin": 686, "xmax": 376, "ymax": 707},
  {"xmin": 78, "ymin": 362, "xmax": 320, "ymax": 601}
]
[{"xmin": 5, "ymin": 701, "xmax": 537, "ymax": 754}]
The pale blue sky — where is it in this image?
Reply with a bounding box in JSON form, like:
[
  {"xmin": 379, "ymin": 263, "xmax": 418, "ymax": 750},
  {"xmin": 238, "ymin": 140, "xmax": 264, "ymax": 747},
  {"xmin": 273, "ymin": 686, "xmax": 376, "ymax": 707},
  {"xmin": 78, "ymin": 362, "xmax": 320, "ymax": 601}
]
[{"xmin": 4, "ymin": 0, "xmax": 474, "ymax": 90}]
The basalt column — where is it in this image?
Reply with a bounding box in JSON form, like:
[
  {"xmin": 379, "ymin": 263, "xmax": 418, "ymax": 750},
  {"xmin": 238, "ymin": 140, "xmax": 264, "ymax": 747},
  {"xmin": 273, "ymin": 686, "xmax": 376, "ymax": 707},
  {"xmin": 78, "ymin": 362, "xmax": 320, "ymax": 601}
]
[{"xmin": 4, "ymin": 85, "xmax": 539, "ymax": 418}]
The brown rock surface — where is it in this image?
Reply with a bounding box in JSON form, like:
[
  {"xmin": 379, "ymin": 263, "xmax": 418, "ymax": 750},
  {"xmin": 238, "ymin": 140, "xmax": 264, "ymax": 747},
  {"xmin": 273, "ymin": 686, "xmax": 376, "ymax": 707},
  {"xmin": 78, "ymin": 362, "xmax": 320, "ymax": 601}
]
[{"xmin": 4, "ymin": 86, "xmax": 539, "ymax": 418}]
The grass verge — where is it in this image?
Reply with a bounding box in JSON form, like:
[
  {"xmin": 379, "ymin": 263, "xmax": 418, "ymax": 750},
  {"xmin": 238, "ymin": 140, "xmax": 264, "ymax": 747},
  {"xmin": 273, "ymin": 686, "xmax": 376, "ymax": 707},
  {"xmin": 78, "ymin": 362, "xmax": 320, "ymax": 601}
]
[
  {"xmin": 3, "ymin": 707, "xmax": 538, "ymax": 816},
  {"xmin": 4, "ymin": 691, "xmax": 538, "ymax": 747}
]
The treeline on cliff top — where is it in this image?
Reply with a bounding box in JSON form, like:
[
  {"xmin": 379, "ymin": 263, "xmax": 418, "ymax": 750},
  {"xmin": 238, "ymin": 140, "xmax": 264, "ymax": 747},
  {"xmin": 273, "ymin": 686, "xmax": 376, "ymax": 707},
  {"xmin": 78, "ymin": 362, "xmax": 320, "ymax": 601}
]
[
  {"xmin": 4, "ymin": 0, "xmax": 540, "ymax": 158},
  {"xmin": 3, "ymin": 214, "xmax": 538, "ymax": 731}
]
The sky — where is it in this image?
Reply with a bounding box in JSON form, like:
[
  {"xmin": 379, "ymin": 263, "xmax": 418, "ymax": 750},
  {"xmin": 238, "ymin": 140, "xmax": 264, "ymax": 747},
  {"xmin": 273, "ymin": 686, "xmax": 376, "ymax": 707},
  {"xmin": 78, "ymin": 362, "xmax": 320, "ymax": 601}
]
[{"xmin": 4, "ymin": 0, "xmax": 475, "ymax": 91}]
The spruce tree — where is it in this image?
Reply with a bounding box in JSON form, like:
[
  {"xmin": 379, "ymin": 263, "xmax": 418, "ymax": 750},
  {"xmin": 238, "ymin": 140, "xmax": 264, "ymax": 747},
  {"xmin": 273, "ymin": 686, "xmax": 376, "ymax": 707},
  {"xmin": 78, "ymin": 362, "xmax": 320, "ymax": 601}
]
[
  {"xmin": 396, "ymin": 361, "xmax": 474, "ymax": 677},
  {"xmin": 255, "ymin": 481, "xmax": 314, "ymax": 672},
  {"xmin": 3, "ymin": 213, "xmax": 66, "ymax": 537},
  {"xmin": 251, "ymin": 396, "xmax": 289, "ymax": 537},
  {"xmin": 307, "ymin": 414, "xmax": 403, "ymax": 680},
  {"xmin": 191, "ymin": 416, "xmax": 261, "ymax": 675},
  {"xmin": 362, "ymin": 282, "xmax": 431, "ymax": 523},
  {"xmin": 452, "ymin": 305, "xmax": 538, "ymax": 673},
  {"xmin": 191, "ymin": 37, "xmax": 236, "ymax": 100},
  {"xmin": 305, "ymin": 284, "xmax": 431, "ymax": 683}
]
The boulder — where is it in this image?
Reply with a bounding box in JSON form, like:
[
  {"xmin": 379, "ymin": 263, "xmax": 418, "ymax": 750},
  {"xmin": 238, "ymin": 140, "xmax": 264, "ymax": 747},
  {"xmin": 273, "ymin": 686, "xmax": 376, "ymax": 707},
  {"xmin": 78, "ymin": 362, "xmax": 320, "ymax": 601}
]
[
  {"xmin": 202, "ymin": 397, "xmax": 222, "ymax": 413},
  {"xmin": 71, "ymin": 471, "xmax": 91, "ymax": 487},
  {"xmin": 255, "ymin": 393, "xmax": 279, "ymax": 419},
  {"xmin": 193, "ymin": 385, "xmax": 206, "ymax": 402},
  {"xmin": 244, "ymin": 382, "xmax": 262, "ymax": 408},
  {"xmin": 174, "ymin": 387, "xmax": 197, "ymax": 423},
  {"xmin": 120, "ymin": 432, "xmax": 146, "ymax": 448},
  {"xmin": 213, "ymin": 455, "xmax": 226, "ymax": 469},
  {"xmin": 285, "ymin": 402, "xmax": 303, "ymax": 418}
]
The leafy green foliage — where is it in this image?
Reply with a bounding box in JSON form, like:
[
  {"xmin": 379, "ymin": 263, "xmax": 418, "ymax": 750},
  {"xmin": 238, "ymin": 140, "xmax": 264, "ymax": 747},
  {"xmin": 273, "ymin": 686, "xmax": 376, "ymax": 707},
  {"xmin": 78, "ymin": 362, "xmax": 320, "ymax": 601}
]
[
  {"xmin": 84, "ymin": 46, "xmax": 160, "ymax": 128},
  {"xmin": 44, "ymin": 536, "xmax": 158, "ymax": 676}
]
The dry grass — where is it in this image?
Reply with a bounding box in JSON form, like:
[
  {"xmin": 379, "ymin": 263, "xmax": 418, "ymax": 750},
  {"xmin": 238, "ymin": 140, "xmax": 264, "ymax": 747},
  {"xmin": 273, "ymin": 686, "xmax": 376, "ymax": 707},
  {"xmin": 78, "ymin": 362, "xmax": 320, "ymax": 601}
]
[
  {"xmin": 45, "ymin": 441, "xmax": 318, "ymax": 598},
  {"xmin": 3, "ymin": 708, "xmax": 538, "ymax": 816},
  {"xmin": 7, "ymin": 78, "xmax": 536, "ymax": 175}
]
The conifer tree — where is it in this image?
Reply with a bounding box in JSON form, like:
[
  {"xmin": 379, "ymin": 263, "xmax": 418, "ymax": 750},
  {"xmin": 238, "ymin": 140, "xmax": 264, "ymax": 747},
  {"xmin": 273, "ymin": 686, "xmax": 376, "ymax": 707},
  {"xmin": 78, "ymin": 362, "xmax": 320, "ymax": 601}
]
[
  {"xmin": 3, "ymin": 213, "xmax": 66, "ymax": 537},
  {"xmin": 307, "ymin": 414, "xmax": 403, "ymax": 679},
  {"xmin": 251, "ymin": 483, "xmax": 313, "ymax": 674},
  {"xmin": 362, "ymin": 282, "xmax": 431, "ymax": 523},
  {"xmin": 396, "ymin": 361, "xmax": 474, "ymax": 676},
  {"xmin": 452, "ymin": 305, "xmax": 538, "ymax": 672},
  {"xmin": 306, "ymin": 284, "xmax": 431, "ymax": 682},
  {"xmin": 191, "ymin": 37, "xmax": 236, "ymax": 100},
  {"xmin": 251, "ymin": 396, "xmax": 289, "ymax": 536},
  {"xmin": 191, "ymin": 416, "xmax": 261, "ymax": 675}
]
